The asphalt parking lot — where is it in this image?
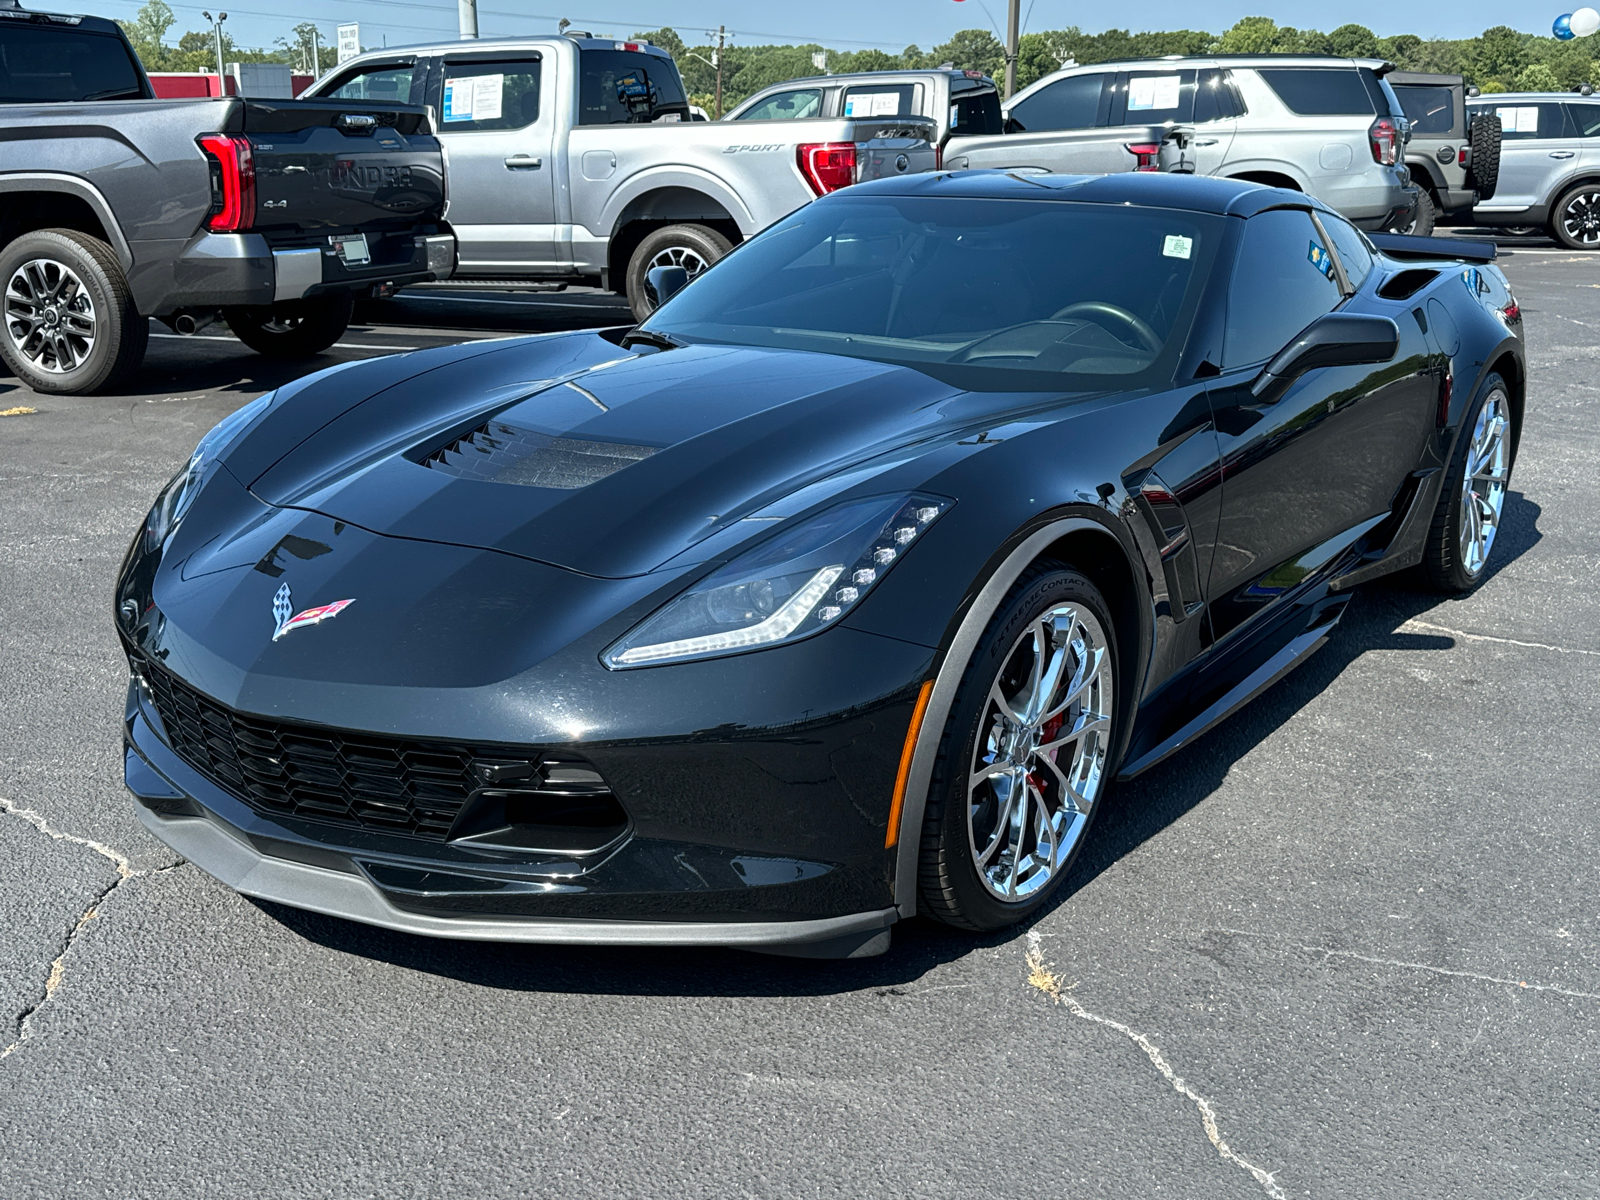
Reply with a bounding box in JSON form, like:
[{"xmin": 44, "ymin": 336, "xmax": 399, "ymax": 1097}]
[{"xmin": 2, "ymin": 250, "xmax": 1597, "ymax": 1198}]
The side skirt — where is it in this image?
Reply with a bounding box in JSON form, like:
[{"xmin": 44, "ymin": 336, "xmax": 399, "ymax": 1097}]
[{"xmin": 1116, "ymin": 597, "xmax": 1349, "ymax": 780}]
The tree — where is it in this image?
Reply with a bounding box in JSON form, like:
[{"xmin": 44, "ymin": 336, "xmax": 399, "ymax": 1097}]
[
  {"xmin": 1378, "ymin": 34, "xmax": 1423, "ymax": 64},
  {"xmin": 1328, "ymin": 23, "xmax": 1379, "ymax": 59},
  {"xmin": 1516, "ymin": 62, "xmax": 1561, "ymax": 91},
  {"xmin": 633, "ymin": 27, "xmax": 686, "ymax": 59},
  {"xmin": 928, "ymin": 28, "xmax": 1004, "ymax": 75},
  {"xmin": 1216, "ymin": 17, "xmax": 1281, "ymax": 55},
  {"xmin": 1472, "ymin": 25, "xmax": 1529, "ymax": 83}
]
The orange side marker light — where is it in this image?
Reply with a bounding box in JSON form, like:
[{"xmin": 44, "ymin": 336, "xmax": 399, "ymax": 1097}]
[{"xmin": 885, "ymin": 679, "xmax": 935, "ymax": 849}]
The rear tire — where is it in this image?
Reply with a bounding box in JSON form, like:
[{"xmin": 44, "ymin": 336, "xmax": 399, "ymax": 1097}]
[
  {"xmin": 223, "ymin": 293, "xmax": 353, "ymax": 358},
  {"xmin": 0, "ymin": 228, "xmax": 147, "ymax": 395},
  {"xmin": 1389, "ymin": 188, "xmax": 1437, "ymax": 236},
  {"xmin": 918, "ymin": 565, "xmax": 1120, "ymax": 931},
  {"xmin": 1467, "ymin": 112, "xmax": 1501, "ymax": 202},
  {"xmin": 624, "ymin": 224, "xmax": 731, "ymax": 322},
  {"xmin": 1547, "ymin": 183, "xmax": 1600, "ymax": 250},
  {"xmin": 1422, "ymin": 372, "xmax": 1515, "ymax": 593}
]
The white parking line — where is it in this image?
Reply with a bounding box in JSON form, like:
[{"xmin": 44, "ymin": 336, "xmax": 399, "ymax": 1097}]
[{"xmin": 148, "ymin": 332, "xmax": 473, "ymax": 352}]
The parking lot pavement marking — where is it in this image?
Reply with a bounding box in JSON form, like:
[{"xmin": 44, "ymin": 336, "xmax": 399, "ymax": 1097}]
[
  {"xmin": 1205, "ymin": 928, "xmax": 1600, "ymax": 1002},
  {"xmin": 1025, "ymin": 931, "xmax": 1290, "ymax": 1200},
  {"xmin": 1399, "ymin": 617, "xmax": 1600, "ymax": 657},
  {"xmin": 0, "ymin": 795, "xmax": 182, "ymax": 1062},
  {"xmin": 146, "ymin": 333, "xmax": 479, "ymax": 352},
  {"xmin": 0, "ymin": 406, "xmax": 36, "ymax": 416}
]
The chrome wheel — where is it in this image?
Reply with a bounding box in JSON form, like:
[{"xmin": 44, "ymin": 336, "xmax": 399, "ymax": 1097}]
[
  {"xmin": 646, "ymin": 244, "xmax": 710, "ymax": 280},
  {"xmin": 1459, "ymin": 389, "xmax": 1511, "ymax": 577},
  {"xmin": 1558, "ymin": 190, "xmax": 1600, "ymax": 247},
  {"xmin": 5, "ymin": 257, "xmax": 96, "ymax": 373},
  {"xmin": 967, "ymin": 603, "xmax": 1113, "ymax": 902}
]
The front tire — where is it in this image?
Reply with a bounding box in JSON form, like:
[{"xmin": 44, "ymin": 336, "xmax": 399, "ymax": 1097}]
[
  {"xmin": 624, "ymin": 224, "xmax": 731, "ymax": 322},
  {"xmin": 0, "ymin": 228, "xmax": 147, "ymax": 395},
  {"xmin": 223, "ymin": 293, "xmax": 353, "ymax": 358},
  {"xmin": 1389, "ymin": 188, "xmax": 1436, "ymax": 237},
  {"xmin": 918, "ymin": 565, "xmax": 1120, "ymax": 931},
  {"xmin": 1423, "ymin": 372, "xmax": 1515, "ymax": 593},
  {"xmin": 1548, "ymin": 183, "xmax": 1600, "ymax": 250}
]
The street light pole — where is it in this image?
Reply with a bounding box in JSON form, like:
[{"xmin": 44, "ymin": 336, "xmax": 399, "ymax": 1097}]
[
  {"xmin": 1004, "ymin": 0, "xmax": 1020, "ymax": 100},
  {"xmin": 458, "ymin": 0, "xmax": 478, "ymax": 40},
  {"xmin": 201, "ymin": 10, "xmax": 227, "ymax": 95},
  {"xmin": 310, "ymin": 26, "xmax": 322, "ymax": 79}
]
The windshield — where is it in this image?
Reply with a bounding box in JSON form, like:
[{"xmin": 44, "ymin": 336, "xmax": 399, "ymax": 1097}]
[
  {"xmin": 641, "ymin": 194, "xmax": 1220, "ymax": 392},
  {"xmin": 578, "ymin": 49, "xmax": 688, "ymax": 123},
  {"xmin": 0, "ymin": 26, "xmax": 146, "ymax": 103}
]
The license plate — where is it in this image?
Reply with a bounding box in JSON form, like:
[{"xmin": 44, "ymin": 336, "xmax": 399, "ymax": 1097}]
[{"xmin": 330, "ymin": 233, "xmax": 370, "ymax": 266}]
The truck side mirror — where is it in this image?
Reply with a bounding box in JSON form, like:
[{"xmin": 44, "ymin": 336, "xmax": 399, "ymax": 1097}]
[{"xmin": 645, "ymin": 265, "xmax": 689, "ymax": 308}]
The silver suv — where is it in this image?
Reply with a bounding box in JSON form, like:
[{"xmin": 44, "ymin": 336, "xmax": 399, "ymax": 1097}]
[
  {"xmin": 1000, "ymin": 55, "xmax": 1417, "ymax": 229},
  {"xmin": 1467, "ymin": 93, "xmax": 1600, "ymax": 249}
]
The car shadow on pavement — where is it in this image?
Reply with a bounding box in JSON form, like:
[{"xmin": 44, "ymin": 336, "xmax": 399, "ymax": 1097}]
[{"xmin": 262, "ymin": 492, "xmax": 1541, "ymax": 997}]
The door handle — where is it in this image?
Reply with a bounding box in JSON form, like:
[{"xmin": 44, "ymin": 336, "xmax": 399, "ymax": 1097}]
[
  {"xmin": 1550, "ymin": 150, "xmax": 1577, "ymax": 159},
  {"xmin": 504, "ymin": 155, "xmax": 543, "ymax": 169},
  {"xmin": 1193, "ymin": 137, "xmax": 1219, "ymax": 146}
]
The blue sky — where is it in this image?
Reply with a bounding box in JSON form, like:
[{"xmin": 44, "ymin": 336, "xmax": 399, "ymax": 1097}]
[{"xmin": 94, "ymin": 0, "xmax": 1562, "ymax": 57}]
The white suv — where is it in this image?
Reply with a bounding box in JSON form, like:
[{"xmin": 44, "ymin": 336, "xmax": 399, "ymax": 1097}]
[{"xmin": 1000, "ymin": 55, "xmax": 1418, "ymax": 229}]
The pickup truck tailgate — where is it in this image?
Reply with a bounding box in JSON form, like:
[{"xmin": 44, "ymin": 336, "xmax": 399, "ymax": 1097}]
[{"xmin": 244, "ymin": 99, "xmax": 445, "ymax": 232}]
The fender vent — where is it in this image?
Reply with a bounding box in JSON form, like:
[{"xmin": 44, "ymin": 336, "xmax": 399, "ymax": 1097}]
[
  {"xmin": 420, "ymin": 420, "xmax": 656, "ymax": 489},
  {"xmin": 1378, "ymin": 268, "xmax": 1440, "ymax": 301}
]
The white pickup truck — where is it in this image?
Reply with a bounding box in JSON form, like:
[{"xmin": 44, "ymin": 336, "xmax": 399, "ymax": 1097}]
[{"xmin": 307, "ymin": 35, "xmax": 937, "ymax": 318}]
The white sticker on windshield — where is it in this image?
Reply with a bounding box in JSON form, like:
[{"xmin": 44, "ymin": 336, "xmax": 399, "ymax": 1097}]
[
  {"xmin": 844, "ymin": 91, "xmax": 903, "ymax": 118},
  {"xmin": 1129, "ymin": 75, "xmax": 1182, "ymax": 111},
  {"xmin": 1162, "ymin": 234, "xmax": 1193, "ymax": 259},
  {"xmin": 1496, "ymin": 105, "xmax": 1539, "ymax": 133},
  {"xmin": 442, "ymin": 73, "xmax": 504, "ymax": 122}
]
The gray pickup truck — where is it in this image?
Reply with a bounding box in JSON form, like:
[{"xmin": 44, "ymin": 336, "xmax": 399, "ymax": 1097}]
[
  {"xmin": 0, "ymin": 4, "xmax": 453, "ymax": 394},
  {"xmin": 306, "ymin": 36, "xmax": 937, "ymax": 319}
]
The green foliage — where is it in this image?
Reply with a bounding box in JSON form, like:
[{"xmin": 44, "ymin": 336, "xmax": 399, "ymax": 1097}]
[
  {"xmin": 1516, "ymin": 63, "xmax": 1561, "ymax": 91},
  {"xmin": 118, "ymin": 0, "xmax": 332, "ymax": 74}
]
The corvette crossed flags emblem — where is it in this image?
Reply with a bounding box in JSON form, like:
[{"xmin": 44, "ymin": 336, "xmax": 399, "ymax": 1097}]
[{"xmin": 271, "ymin": 582, "xmax": 355, "ymax": 642}]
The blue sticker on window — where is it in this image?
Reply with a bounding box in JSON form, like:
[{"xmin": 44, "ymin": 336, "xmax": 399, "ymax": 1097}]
[{"xmin": 1308, "ymin": 241, "xmax": 1334, "ymax": 279}]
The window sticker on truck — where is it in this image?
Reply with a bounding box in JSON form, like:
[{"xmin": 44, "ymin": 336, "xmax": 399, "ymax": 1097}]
[
  {"xmin": 1128, "ymin": 76, "xmax": 1182, "ymax": 111},
  {"xmin": 1496, "ymin": 106, "xmax": 1538, "ymax": 134},
  {"xmin": 844, "ymin": 92, "xmax": 903, "ymax": 118},
  {"xmin": 443, "ymin": 74, "xmax": 504, "ymax": 123}
]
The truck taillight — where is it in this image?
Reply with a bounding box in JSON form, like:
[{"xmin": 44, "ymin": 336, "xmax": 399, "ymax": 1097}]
[
  {"xmin": 197, "ymin": 133, "xmax": 255, "ymax": 232},
  {"xmin": 1368, "ymin": 117, "xmax": 1399, "ymax": 166},
  {"xmin": 1124, "ymin": 142, "xmax": 1162, "ymax": 172},
  {"xmin": 797, "ymin": 142, "xmax": 857, "ymax": 196},
  {"xmin": 1458, "ymin": 146, "xmax": 1469, "ymax": 166}
]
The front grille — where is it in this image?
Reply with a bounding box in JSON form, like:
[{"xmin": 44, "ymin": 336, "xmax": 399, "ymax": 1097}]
[{"xmin": 138, "ymin": 657, "xmax": 549, "ymax": 840}]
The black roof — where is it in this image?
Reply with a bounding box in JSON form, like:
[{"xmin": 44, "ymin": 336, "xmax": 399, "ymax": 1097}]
[
  {"xmin": 0, "ymin": 6, "xmax": 127, "ymax": 35},
  {"xmin": 851, "ymin": 170, "xmax": 1324, "ymax": 218}
]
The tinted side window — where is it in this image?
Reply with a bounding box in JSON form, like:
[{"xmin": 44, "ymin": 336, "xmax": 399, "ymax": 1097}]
[
  {"xmin": 1224, "ymin": 210, "xmax": 1344, "ymax": 368},
  {"xmin": 324, "ymin": 63, "xmax": 421, "ymax": 104},
  {"xmin": 1396, "ymin": 85, "xmax": 1455, "ymax": 135},
  {"xmin": 950, "ymin": 86, "xmax": 1002, "ymax": 135},
  {"xmin": 441, "ymin": 59, "xmax": 541, "ymax": 131},
  {"xmin": 578, "ymin": 50, "xmax": 688, "ymax": 124},
  {"xmin": 1492, "ymin": 103, "xmax": 1571, "ymax": 140},
  {"xmin": 1119, "ymin": 70, "xmax": 1196, "ymax": 124},
  {"xmin": 1319, "ymin": 213, "xmax": 1374, "ymax": 291},
  {"xmin": 1259, "ymin": 69, "xmax": 1376, "ymax": 116},
  {"xmin": 1193, "ymin": 70, "xmax": 1242, "ymax": 122},
  {"xmin": 843, "ymin": 83, "xmax": 918, "ymax": 118},
  {"xmin": 738, "ymin": 88, "xmax": 823, "ymax": 120},
  {"xmin": 1008, "ymin": 73, "xmax": 1108, "ymax": 132},
  {"xmin": 1569, "ymin": 103, "xmax": 1600, "ymax": 137},
  {"xmin": 0, "ymin": 27, "xmax": 146, "ymax": 102}
]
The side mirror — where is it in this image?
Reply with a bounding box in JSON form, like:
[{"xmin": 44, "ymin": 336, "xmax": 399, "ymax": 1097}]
[
  {"xmin": 1250, "ymin": 313, "xmax": 1399, "ymax": 406},
  {"xmin": 1002, "ymin": 115, "xmax": 1023, "ymax": 134},
  {"xmin": 644, "ymin": 265, "xmax": 689, "ymax": 309}
]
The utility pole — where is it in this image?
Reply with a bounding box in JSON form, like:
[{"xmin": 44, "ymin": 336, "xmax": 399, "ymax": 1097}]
[
  {"xmin": 458, "ymin": 0, "xmax": 478, "ymax": 40},
  {"xmin": 714, "ymin": 26, "xmax": 725, "ymax": 119},
  {"xmin": 202, "ymin": 10, "xmax": 226, "ymax": 95},
  {"xmin": 310, "ymin": 26, "xmax": 322, "ymax": 78},
  {"xmin": 1004, "ymin": 0, "xmax": 1020, "ymax": 100}
]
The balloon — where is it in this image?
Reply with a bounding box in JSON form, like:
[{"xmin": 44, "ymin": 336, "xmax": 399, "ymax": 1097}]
[
  {"xmin": 1554, "ymin": 13, "xmax": 1576, "ymax": 38},
  {"xmin": 1571, "ymin": 6, "xmax": 1600, "ymax": 35}
]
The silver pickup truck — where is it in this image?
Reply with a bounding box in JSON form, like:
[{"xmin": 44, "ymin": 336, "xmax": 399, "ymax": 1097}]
[
  {"xmin": 306, "ymin": 36, "xmax": 938, "ymax": 319},
  {"xmin": 0, "ymin": 5, "xmax": 453, "ymax": 394}
]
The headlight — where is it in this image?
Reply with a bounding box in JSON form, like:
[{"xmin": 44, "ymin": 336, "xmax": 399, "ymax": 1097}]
[
  {"xmin": 603, "ymin": 493, "xmax": 950, "ymax": 669},
  {"xmin": 144, "ymin": 391, "xmax": 273, "ymax": 553}
]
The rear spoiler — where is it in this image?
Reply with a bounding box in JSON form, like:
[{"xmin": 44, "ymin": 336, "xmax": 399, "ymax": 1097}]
[{"xmin": 1368, "ymin": 232, "xmax": 1497, "ymax": 263}]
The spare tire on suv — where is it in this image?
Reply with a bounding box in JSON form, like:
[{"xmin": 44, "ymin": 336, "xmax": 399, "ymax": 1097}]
[{"xmin": 1467, "ymin": 110, "xmax": 1501, "ymax": 202}]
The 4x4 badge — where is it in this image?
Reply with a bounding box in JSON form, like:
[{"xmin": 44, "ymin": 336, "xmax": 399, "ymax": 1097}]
[{"xmin": 271, "ymin": 582, "xmax": 355, "ymax": 642}]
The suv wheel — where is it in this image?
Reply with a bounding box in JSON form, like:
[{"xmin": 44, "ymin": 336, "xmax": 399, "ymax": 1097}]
[
  {"xmin": 1467, "ymin": 112, "xmax": 1501, "ymax": 202},
  {"xmin": 1390, "ymin": 189, "xmax": 1437, "ymax": 236},
  {"xmin": 624, "ymin": 224, "xmax": 731, "ymax": 322},
  {"xmin": 1549, "ymin": 183, "xmax": 1600, "ymax": 250},
  {"xmin": 0, "ymin": 229, "xmax": 147, "ymax": 395},
  {"xmin": 223, "ymin": 294, "xmax": 353, "ymax": 358}
]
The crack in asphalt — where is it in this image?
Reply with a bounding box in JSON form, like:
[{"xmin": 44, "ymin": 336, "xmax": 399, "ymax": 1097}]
[
  {"xmin": 0, "ymin": 796, "xmax": 184, "ymax": 1061},
  {"xmin": 1024, "ymin": 931, "xmax": 1290, "ymax": 1200},
  {"xmin": 1211, "ymin": 928, "xmax": 1600, "ymax": 1002},
  {"xmin": 1399, "ymin": 618, "xmax": 1600, "ymax": 658}
]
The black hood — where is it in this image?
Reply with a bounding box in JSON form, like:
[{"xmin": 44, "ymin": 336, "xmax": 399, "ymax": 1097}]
[{"xmin": 243, "ymin": 337, "xmax": 970, "ymax": 578}]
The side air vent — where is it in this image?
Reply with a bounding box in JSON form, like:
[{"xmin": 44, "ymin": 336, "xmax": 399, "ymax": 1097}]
[
  {"xmin": 1378, "ymin": 268, "xmax": 1440, "ymax": 301},
  {"xmin": 421, "ymin": 420, "xmax": 656, "ymax": 489}
]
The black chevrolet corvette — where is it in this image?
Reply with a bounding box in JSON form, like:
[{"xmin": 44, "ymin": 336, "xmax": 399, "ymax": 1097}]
[{"xmin": 118, "ymin": 173, "xmax": 1524, "ymax": 958}]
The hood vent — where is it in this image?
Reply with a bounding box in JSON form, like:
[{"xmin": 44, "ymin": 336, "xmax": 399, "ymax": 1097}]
[{"xmin": 420, "ymin": 420, "xmax": 656, "ymax": 490}]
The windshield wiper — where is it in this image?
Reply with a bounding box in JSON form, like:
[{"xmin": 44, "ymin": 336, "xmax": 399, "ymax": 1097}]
[{"xmin": 620, "ymin": 327, "xmax": 683, "ymax": 352}]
